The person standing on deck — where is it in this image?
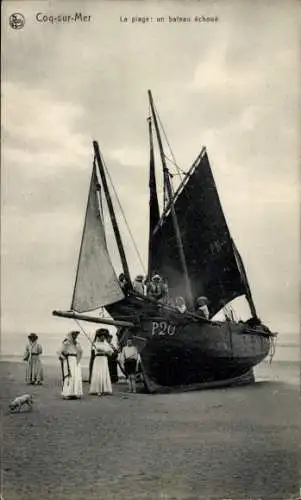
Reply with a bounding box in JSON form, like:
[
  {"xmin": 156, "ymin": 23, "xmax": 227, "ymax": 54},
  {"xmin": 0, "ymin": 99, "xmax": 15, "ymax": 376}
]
[
  {"xmin": 118, "ymin": 273, "xmax": 131, "ymax": 295},
  {"xmin": 89, "ymin": 329, "xmax": 114, "ymax": 396},
  {"xmin": 146, "ymin": 274, "xmax": 168, "ymax": 303},
  {"xmin": 175, "ymin": 296, "xmax": 187, "ymax": 314},
  {"xmin": 195, "ymin": 296, "xmax": 210, "ymax": 319},
  {"xmin": 119, "ymin": 338, "xmax": 140, "ymax": 393},
  {"xmin": 23, "ymin": 333, "xmax": 43, "ymax": 385},
  {"xmin": 132, "ymin": 275, "xmax": 145, "ymax": 295},
  {"xmin": 58, "ymin": 331, "xmax": 83, "ymax": 400}
]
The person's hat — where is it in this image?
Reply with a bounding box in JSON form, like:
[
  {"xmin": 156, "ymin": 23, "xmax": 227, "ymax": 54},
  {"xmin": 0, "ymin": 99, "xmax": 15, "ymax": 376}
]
[
  {"xmin": 196, "ymin": 296, "xmax": 208, "ymax": 306},
  {"xmin": 28, "ymin": 333, "xmax": 38, "ymax": 341},
  {"xmin": 95, "ymin": 328, "xmax": 109, "ymax": 339},
  {"xmin": 152, "ymin": 274, "xmax": 161, "ymax": 281},
  {"xmin": 65, "ymin": 331, "xmax": 79, "ymax": 342}
]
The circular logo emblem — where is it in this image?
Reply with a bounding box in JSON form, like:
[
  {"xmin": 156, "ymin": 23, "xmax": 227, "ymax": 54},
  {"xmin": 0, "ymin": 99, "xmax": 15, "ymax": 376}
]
[{"xmin": 9, "ymin": 13, "xmax": 25, "ymax": 30}]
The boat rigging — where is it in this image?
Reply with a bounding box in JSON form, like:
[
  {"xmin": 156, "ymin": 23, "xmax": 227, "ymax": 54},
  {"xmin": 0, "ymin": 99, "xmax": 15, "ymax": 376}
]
[{"xmin": 53, "ymin": 89, "xmax": 276, "ymax": 393}]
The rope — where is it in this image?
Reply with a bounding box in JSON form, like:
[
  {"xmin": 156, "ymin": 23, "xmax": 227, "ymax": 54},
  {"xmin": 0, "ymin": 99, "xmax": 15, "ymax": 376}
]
[
  {"xmin": 152, "ymin": 99, "xmax": 201, "ymax": 219},
  {"xmin": 164, "ymin": 153, "xmax": 186, "ymax": 174},
  {"xmin": 152, "ymin": 101, "xmax": 181, "ymax": 210},
  {"xmin": 100, "ymin": 153, "xmax": 146, "ymax": 275},
  {"xmin": 73, "ymin": 318, "xmax": 94, "ymax": 346},
  {"xmin": 223, "ymin": 305, "xmax": 234, "ymax": 322},
  {"xmin": 154, "ymin": 101, "xmax": 185, "ymax": 182},
  {"xmin": 73, "ymin": 317, "xmax": 128, "ymax": 379},
  {"xmin": 268, "ymin": 335, "xmax": 277, "ymax": 365}
]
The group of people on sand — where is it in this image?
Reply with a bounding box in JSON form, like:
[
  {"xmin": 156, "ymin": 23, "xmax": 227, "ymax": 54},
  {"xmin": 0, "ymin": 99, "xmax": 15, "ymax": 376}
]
[
  {"xmin": 23, "ymin": 330, "xmax": 140, "ymax": 400},
  {"xmin": 119, "ymin": 272, "xmax": 210, "ymax": 319},
  {"xmin": 23, "ymin": 272, "xmax": 210, "ymax": 396}
]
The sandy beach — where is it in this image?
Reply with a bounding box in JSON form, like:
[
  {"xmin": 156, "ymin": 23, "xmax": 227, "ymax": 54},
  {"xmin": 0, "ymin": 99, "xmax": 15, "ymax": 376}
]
[{"xmin": 1, "ymin": 360, "xmax": 300, "ymax": 500}]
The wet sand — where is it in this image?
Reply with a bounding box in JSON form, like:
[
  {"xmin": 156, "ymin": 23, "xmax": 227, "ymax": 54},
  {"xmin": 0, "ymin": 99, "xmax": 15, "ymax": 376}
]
[{"xmin": 1, "ymin": 360, "xmax": 300, "ymax": 500}]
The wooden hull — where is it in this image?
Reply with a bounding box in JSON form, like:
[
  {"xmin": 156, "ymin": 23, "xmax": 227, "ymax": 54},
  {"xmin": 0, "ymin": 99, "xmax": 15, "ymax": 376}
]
[{"xmin": 107, "ymin": 296, "xmax": 272, "ymax": 393}]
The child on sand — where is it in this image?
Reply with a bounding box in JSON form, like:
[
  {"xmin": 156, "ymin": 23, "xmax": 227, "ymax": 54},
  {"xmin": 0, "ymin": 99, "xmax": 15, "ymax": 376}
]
[{"xmin": 119, "ymin": 338, "xmax": 140, "ymax": 393}]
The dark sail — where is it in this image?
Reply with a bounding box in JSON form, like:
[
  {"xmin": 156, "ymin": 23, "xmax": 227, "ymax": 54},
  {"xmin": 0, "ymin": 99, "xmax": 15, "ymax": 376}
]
[
  {"xmin": 232, "ymin": 239, "xmax": 257, "ymax": 318},
  {"xmin": 147, "ymin": 117, "xmax": 160, "ymax": 278},
  {"xmin": 150, "ymin": 149, "xmax": 247, "ymax": 317}
]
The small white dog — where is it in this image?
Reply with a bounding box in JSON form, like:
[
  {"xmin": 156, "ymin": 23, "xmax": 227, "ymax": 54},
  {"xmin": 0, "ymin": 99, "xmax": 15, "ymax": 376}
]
[{"xmin": 9, "ymin": 394, "xmax": 33, "ymax": 413}]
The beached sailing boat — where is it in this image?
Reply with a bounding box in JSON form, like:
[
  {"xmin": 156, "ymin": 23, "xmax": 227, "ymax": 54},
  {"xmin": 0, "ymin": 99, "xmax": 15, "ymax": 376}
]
[{"xmin": 53, "ymin": 90, "xmax": 276, "ymax": 393}]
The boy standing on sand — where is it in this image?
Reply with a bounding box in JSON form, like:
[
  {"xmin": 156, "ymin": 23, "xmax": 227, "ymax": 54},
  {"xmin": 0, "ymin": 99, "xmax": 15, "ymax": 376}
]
[{"xmin": 119, "ymin": 338, "xmax": 140, "ymax": 393}]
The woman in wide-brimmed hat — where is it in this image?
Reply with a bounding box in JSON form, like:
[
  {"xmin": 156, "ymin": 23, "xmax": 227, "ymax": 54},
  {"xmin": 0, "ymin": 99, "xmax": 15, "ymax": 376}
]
[
  {"xmin": 23, "ymin": 333, "xmax": 43, "ymax": 385},
  {"xmin": 89, "ymin": 329, "xmax": 114, "ymax": 396},
  {"xmin": 58, "ymin": 331, "xmax": 83, "ymax": 399}
]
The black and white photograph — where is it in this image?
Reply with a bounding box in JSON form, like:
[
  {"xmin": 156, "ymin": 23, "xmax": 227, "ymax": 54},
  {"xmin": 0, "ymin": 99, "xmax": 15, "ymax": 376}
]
[{"xmin": 1, "ymin": 1, "xmax": 300, "ymax": 499}]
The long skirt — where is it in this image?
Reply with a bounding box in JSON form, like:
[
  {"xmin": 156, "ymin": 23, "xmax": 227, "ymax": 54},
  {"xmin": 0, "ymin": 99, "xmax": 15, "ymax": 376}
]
[
  {"xmin": 89, "ymin": 356, "xmax": 112, "ymax": 395},
  {"xmin": 25, "ymin": 356, "xmax": 43, "ymax": 384},
  {"xmin": 61, "ymin": 357, "xmax": 83, "ymax": 398},
  {"xmin": 108, "ymin": 354, "xmax": 118, "ymax": 383}
]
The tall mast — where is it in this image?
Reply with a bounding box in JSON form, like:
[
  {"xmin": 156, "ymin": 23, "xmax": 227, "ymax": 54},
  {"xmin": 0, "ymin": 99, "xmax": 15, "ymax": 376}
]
[
  {"xmin": 147, "ymin": 116, "xmax": 160, "ymax": 278},
  {"xmin": 93, "ymin": 140, "xmax": 132, "ymax": 287},
  {"xmin": 147, "ymin": 90, "xmax": 194, "ymax": 308}
]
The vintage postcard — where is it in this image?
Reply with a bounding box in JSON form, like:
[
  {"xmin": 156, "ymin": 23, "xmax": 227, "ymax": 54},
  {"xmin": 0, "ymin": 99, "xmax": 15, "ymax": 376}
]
[{"xmin": 1, "ymin": 1, "xmax": 300, "ymax": 499}]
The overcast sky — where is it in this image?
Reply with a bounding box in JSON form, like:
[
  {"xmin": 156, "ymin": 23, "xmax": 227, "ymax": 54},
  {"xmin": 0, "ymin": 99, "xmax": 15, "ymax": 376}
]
[{"xmin": 1, "ymin": 0, "xmax": 300, "ymax": 355}]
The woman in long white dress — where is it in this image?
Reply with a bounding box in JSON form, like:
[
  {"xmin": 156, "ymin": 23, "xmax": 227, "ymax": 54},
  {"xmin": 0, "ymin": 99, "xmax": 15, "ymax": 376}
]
[
  {"xmin": 23, "ymin": 333, "xmax": 43, "ymax": 385},
  {"xmin": 89, "ymin": 329, "xmax": 113, "ymax": 396},
  {"xmin": 58, "ymin": 331, "xmax": 83, "ymax": 400}
]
